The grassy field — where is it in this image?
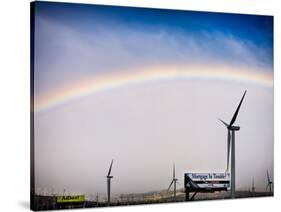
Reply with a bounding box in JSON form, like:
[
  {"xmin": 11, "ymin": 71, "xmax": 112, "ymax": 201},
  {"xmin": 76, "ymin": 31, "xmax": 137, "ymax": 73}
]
[{"xmin": 32, "ymin": 190, "xmax": 273, "ymax": 210}]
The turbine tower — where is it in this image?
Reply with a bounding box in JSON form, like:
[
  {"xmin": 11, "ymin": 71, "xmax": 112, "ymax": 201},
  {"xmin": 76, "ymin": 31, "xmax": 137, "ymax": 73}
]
[
  {"xmin": 219, "ymin": 90, "xmax": 247, "ymax": 198},
  {"xmin": 219, "ymin": 119, "xmax": 231, "ymax": 173},
  {"xmin": 266, "ymin": 170, "xmax": 273, "ymax": 194},
  {"xmin": 106, "ymin": 159, "xmax": 114, "ymax": 206},
  {"xmin": 168, "ymin": 163, "xmax": 178, "ymax": 200}
]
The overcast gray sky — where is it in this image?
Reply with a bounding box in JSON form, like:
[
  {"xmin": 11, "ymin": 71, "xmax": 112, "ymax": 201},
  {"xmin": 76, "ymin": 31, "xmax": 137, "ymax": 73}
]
[{"xmin": 34, "ymin": 82, "xmax": 273, "ymax": 198}]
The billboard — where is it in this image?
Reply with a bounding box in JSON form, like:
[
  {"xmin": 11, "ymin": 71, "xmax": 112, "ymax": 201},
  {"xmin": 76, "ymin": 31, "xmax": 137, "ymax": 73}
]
[
  {"xmin": 187, "ymin": 172, "xmax": 230, "ymax": 181},
  {"xmin": 56, "ymin": 195, "xmax": 85, "ymax": 204},
  {"xmin": 185, "ymin": 173, "xmax": 230, "ymax": 190}
]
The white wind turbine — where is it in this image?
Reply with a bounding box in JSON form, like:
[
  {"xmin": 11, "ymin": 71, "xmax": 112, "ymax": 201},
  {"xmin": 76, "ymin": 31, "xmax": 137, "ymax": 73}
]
[
  {"xmin": 266, "ymin": 170, "xmax": 273, "ymax": 194},
  {"xmin": 168, "ymin": 163, "xmax": 178, "ymax": 200},
  {"xmin": 219, "ymin": 90, "xmax": 247, "ymax": 198}
]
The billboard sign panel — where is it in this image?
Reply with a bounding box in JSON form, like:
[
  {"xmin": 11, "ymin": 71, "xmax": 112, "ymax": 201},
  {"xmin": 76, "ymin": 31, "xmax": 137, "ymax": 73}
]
[
  {"xmin": 56, "ymin": 195, "xmax": 85, "ymax": 204},
  {"xmin": 185, "ymin": 172, "xmax": 230, "ymax": 190}
]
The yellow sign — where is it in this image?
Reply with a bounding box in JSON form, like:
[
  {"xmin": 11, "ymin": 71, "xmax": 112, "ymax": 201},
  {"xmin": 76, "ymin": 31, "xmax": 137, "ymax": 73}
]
[{"xmin": 56, "ymin": 195, "xmax": 85, "ymax": 203}]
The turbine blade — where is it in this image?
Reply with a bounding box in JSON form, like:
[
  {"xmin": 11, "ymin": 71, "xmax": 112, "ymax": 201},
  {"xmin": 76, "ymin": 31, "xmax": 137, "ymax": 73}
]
[
  {"xmin": 229, "ymin": 90, "xmax": 247, "ymax": 127},
  {"xmin": 107, "ymin": 159, "xmax": 113, "ymax": 177},
  {"xmin": 266, "ymin": 183, "xmax": 269, "ymax": 191},
  {"xmin": 219, "ymin": 119, "xmax": 229, "ymax": 127},
  {"xmin": 173, "ymin": 163, "xmax": 175, "ymax": 179},
  {"xmin": 227, "ymin": 130, "xmax": 231, "ymax": 172},
  {"xmin": 267, "ymin": 170, "xmax": 270, "ymax": 183},
  {"xmin": 168, "ymin": 180, "xmax": 174, "ymax": 190}
]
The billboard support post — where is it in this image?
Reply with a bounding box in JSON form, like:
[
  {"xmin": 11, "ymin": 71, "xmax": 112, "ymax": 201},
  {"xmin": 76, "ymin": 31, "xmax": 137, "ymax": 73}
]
[{"xmin": 185, "ymin": 187, "xmax": 190, "ymax": 201}]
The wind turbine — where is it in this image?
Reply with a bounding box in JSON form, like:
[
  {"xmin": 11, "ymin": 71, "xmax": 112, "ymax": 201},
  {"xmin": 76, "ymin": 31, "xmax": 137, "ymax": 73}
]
[
  {"xmin": 96, "ymin": 193, "xmax": 99, "ymax": 206},
  {"xmin": 168, "ymin": 163, "xmax": 178, "ymax": 200},
  {"xmin": 266, "ymin": 170, "xmax": 273, "ymax": 194},
  {"xmin": 106, "ymin": 159, "xmax": 114, "ymax": 206},
  {"xmin": 252, "ymin": 178, "xmax": 255, "ymax": 193},
  {"xmin": 219, "ymin": 90, "xmax": 247, "ymax": 198}
]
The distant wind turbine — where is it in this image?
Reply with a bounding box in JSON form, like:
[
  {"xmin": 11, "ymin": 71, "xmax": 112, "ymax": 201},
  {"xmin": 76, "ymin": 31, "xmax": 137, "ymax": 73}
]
[
  {"xmin": 51, "ymin": 187, "xmax": 54, "ymax": 197},
  {"xmin": 252, "ymin": 178, "xmax": 255, "ymax": 193},
  {"xmin": 96, "ymin": 193, "xmax": 99, "ymax": 206},
  {"xmin": 266, "ymin": 170, "xmax": 273, "ymax": 194},
  {"xmin": 219, "ymin": 90, "xmax": 247, "ymax": 198},
  {"xmin": 106, "ymin": 159, "xmax": 114, "ymax": 206},
  {"xmin": 168, "ymin": 163, "xmax": 178, "ymax": 200}
]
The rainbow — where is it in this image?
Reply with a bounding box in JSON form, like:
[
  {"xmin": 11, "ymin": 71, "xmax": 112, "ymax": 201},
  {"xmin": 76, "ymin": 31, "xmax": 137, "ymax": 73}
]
[{"xmin": 34, "ymin": 64, "xmax": 273, "ymax": 113}]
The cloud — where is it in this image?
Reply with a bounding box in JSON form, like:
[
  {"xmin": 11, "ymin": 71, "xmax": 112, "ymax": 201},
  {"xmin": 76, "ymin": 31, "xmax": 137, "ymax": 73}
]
[{"xmin": 34, "ymin": 15, "xmax": 273, "ymax": 98}]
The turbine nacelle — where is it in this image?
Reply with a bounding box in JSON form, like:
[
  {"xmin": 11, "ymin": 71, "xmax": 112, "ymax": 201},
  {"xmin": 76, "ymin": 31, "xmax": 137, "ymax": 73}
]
[
  {"xmin": 219, "ymin": 120, "xmax": 240, "ymax": 131},
  {"xmin": 228, "ymin": 126, "xmax": 240, "ymax": 131}
]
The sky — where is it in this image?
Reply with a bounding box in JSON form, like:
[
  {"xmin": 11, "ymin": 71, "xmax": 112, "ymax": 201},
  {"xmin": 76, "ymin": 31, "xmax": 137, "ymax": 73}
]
[{"xmin": 32, "ymin": 2, "xmax": 273, "ymax": 199}]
